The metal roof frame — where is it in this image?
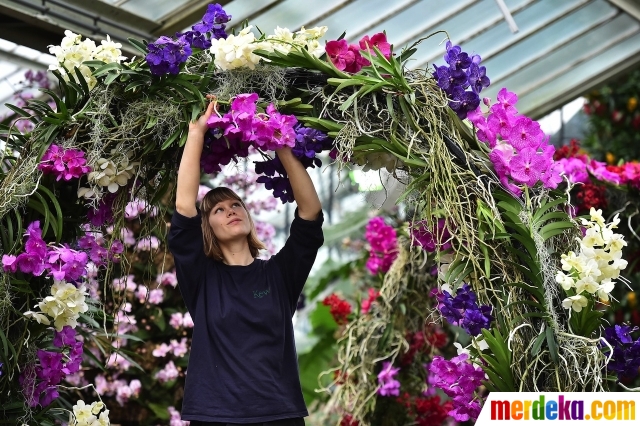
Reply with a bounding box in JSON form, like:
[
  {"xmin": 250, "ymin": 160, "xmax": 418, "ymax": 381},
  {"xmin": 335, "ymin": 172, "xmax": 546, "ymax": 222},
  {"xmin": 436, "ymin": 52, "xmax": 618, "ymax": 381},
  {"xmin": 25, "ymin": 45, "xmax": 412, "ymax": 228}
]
[{"xmin": 0, "ymin": 0, "xmax": 638, "ymax": 120}]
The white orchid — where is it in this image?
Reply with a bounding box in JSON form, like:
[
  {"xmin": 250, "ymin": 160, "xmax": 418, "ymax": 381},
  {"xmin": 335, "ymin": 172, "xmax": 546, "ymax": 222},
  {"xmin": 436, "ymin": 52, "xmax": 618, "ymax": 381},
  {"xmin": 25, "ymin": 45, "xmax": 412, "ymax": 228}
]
[
  {"xmin": 86, "ymin": 151, "xmax": 139, "ymax": 194},
  {"xmin": 562, "ymin": 295, "xmax": 588, "ymax": 312},
  {"xmin": 70, "ymin": 400, "xmax": 110, "ymax": 426},
  {"xmin": 25, "ymin": 280, "xmax": 89, "ymax": 331},
  {"xmin": 558, "ymin": 213, "xmax": 627, "ymax": 313},
  {"xmin": 209, "ymin": 26, "xmax": 262, "ymax": 70},
  {"xmin": 49, "ymin": 31, "xmax": 125, "ymax": 89},
  {"xmin": 555, "ymin": 271, "xmax": 575, "ymax": 291}
]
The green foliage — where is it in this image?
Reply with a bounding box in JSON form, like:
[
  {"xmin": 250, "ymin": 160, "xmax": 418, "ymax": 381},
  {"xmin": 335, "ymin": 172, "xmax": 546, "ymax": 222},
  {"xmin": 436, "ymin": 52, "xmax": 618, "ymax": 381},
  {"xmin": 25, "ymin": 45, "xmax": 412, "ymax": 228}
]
[
  {"xmin": 479, "ymin": 328, "xmax": 515, "ymax": 392},
  {"xmin": 582, "ymin": 69, "xmax": 640, "ymax": 161}
]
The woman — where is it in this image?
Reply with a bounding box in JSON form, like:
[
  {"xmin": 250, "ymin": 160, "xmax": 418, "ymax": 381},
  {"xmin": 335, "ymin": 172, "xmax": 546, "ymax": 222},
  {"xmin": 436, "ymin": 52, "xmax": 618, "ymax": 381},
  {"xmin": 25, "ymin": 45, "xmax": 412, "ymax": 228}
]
[{"xmin": 168, "ymin": 99, "xmax": 323, "ymax": 426}]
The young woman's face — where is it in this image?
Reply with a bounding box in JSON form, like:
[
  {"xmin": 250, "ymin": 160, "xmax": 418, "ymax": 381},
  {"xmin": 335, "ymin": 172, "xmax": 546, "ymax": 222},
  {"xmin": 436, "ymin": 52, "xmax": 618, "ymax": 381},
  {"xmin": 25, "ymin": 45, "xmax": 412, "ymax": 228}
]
[{"xmin": 207, "ymin": 198, "xmax": 252, "ymax": 244}]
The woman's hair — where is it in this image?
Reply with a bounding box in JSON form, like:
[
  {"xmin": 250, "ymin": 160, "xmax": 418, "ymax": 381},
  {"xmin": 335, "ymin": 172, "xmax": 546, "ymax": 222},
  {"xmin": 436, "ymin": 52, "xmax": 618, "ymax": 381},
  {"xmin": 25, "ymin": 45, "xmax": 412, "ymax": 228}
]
[{"xmin": 199, "ymin": 187, "xmax": 266, "ymax": 261}]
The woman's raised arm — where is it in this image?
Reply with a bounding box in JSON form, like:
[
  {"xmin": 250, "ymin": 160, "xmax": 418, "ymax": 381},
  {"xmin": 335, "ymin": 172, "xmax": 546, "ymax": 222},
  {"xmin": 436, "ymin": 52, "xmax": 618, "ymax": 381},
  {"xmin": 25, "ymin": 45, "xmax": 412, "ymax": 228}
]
[
  {"xmin": 175, "ymin": 100, "xmax": 215, "ymax": 217},
  {"xmin": 276, "ymin": 147, "xmax": 322, "ymax": 221}
]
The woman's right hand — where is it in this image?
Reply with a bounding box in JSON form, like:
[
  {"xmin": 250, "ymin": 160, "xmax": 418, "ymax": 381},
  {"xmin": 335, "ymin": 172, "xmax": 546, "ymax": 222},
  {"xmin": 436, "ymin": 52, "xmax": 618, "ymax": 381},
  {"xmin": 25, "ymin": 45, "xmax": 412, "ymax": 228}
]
[{"xmin": 188, "ymin": 96, "xmax": 216, "ymax": 136}]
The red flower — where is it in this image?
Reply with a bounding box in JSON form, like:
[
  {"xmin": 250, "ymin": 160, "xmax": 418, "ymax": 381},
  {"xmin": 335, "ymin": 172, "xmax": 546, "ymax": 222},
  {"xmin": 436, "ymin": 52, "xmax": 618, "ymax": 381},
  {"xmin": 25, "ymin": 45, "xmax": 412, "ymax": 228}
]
[
  {"xmin": 360, "ymin": 288, "xmax": 380, "ymax": 314},
  {"xmin": 415, "ymin": 395, "xmax": 453, "ymax": 426},
  {"xmin": 611, "ymin": 110, "xmax": 624, "ymax": 123},
  {"xmin": 333, "ymin": 369, "xmax": 348, "ymax": 385},
  {"xmin": 575, "ymin": 183, "xmax": 607, "ymax": 212},
  {"xmin": 553, "ymin": 138, "xmax": 581, "ymax": 161},
  {"xmin": 425, "ymin": 327, "xmax": 448, "ymax": 349},
  {"xmin": 340, "ymin": 414, "xmax": 359, "ymax": 426},
  {"xmin": 323, "ymin": 293, "xmax": 352, "ymax": 325}
]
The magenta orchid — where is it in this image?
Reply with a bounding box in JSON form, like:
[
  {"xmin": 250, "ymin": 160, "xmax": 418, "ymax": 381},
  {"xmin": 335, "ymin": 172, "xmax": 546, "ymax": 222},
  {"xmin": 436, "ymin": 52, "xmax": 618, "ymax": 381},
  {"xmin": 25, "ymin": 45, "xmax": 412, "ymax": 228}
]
[
  {"xmin": 467, "ymin": 88, "xmax": 562, "ymax": 196},
  {"xmin": 38, "ymin": 144, "xmax": 91, "ymax": 181},
  {"xmin": 365, "ymin": 217, "xmax": 398, "ymax": 274}
]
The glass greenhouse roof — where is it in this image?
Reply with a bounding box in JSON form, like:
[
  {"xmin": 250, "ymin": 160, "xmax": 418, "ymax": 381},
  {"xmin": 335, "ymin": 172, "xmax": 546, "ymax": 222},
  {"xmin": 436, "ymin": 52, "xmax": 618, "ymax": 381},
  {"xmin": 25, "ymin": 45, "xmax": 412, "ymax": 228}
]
[{"xmin": 0, "ymin": 0, "xmax": 639, "ymax": 119}]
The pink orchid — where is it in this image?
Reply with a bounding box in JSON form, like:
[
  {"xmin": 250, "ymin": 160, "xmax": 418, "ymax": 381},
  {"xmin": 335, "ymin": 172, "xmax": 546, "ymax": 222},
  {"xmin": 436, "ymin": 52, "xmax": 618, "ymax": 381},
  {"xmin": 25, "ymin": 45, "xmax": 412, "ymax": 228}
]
[
  {"xmin": 359, "ymin": 32, "xmax": 391, "ymax": 59},
  {"xmin": 325, "ymin": 39, "xmax": 354, "ymax": 71}
]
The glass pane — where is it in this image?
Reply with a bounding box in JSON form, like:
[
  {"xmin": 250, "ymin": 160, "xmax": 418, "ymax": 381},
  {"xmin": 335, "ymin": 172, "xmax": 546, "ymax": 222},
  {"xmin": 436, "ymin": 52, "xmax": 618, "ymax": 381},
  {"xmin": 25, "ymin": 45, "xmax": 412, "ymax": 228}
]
[
  {"xmin": 357, "ymin": 0, "xmax": 476, "ymax": 46},
  {"xmin": 395, "ymin": 0, "xmax": 533, "ymax": 68},
  {"xmin": 483, "ymin": 15, "xmax": 640, "ymax": 96},
  {"xmin": 239, "ymin": 0, "xmax": 354, "ymax": 34},
  {"xmin": 460, "ymin": 0, "xmax": 593, "ymax": 62},
  {"xmin": 516, "ymin": 31, "xmax": 640, "ymax": 115},
  {"xmin": 120, "ymin": 0, "xmax": 191, "ymax": 21},
  {"xmin": 226, "ymin": 0, "xmax": 280, "ymax": 28},
  {"xmin": 319, "ymin": 0, "xmax": 416, "ymax": 41},
  {"xmin": 482, "ymin": 0, "xmax": 618, "ymax": 85}
]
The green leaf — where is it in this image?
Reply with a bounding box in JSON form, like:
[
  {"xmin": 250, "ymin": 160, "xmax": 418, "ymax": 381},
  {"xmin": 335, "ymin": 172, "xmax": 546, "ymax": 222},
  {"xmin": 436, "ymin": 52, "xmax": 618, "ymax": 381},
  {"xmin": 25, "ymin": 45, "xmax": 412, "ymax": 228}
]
[
  {"xmin": 93, "ymin": 62, "xmax": 123, "ymax": 78},
  {"xmin": 147, "ymin": 402, "xmax": 170, "ymax": 420},
  {"xmin": 309, "ymin": 303, "xmax": 338, "ymax": 333},
  {"xmin": 297, "ymin": 117, "xmax": 344, "ymax": 132},
  {"xmin": 530, "ymin": 331, "xmax": 546, "ymax": 356},
  {"xmin": 128, "ymin": 38, "xmax": 149, "ymax": 55},
  {"xmin": 532, "ymin": 196, "xmax": 568, "ymax": 223},
  {"xmin": 482, "ymin": 361, "xmax": 512, "ymax": 391},
  {"xmin": 540, "ymin": 221, "xmax": 575, "ymax": 241},
  {"xmin": 546, "ymin": 327, "xmax": 559, "ymax": 364},
  {"xmin": 4, "ymin": 104, "xmax": 38, "ymax": 123},
  {"xmin": 37, "ymin": 186, "xmax": 63, "ymax": 242},
  {"xmin": 397, "ymin": 47, "xmax": 417, "ymax": 63},
  {"xmin": 104, "ymin": 71, "xmax": 120, "ymax": 85},
  {"xmin": 40, "ymin": 89, "xmax": 68, "ymax": 118}
]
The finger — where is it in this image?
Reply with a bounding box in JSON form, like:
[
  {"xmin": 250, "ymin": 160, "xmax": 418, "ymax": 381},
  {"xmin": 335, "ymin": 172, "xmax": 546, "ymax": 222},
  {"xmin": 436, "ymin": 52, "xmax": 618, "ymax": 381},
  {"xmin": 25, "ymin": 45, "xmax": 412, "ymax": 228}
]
[{"xmin": 204, "ymin": 100, "xmax": 215, "ymax": 116}]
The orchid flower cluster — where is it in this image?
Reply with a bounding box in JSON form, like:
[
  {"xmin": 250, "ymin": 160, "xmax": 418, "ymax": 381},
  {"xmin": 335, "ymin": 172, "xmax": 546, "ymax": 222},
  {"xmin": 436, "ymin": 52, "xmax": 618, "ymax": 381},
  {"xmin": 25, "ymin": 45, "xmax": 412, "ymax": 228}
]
[
  {"xmin": 145, "ymin": 4, "xmax": 229, "ymax": 74},
  {"xmin": 435, "ymin": 283, "xmax": 493, "ymax": 336},
  {"xmin": 2, "ymin": 221, "xmax": 122, "ymax": 281},
  {"xmin": 377, "ymin": 361, "xmax": 401, "ymax": 396},
  {"xmin": 553, "ymin": 139, "xmax": 632, "ymax": 187},
  {"xmin": 410, "ymin": 218, "xmax": 453, "ymax": 252},
  {"xmin": 325, "ymin": 32, "xmax": 391, "ymax": 73},
  {"xmin": 553, "ymin": 139, "xmax": 640, "ymax": 213},
  {"xmin": 433, "ymin": 41, "xmax": 490, "ymax": 119},
  {"xmin": 602, "ymin": 324, "xmax": 640, "ymax": 379},
  {"xmin": 181, "ymin": 3, "xmax": 231, "ymax": 49},
  {"xmin": 203, "ymin": 91, "xmax": 332, "ymax": 203},
  {"xmin": 48, "ymin": 30, "xmax": 125, "ymax": 89},
  {"xmin": 364, "ymin": 217, "xmax": 398, "ymax": 275},
  {"xmin": 19, "ymin": 326, "xmax": 84, "ymax": 407},
  {"xmin": 556, "ymin": 208, "xmax": 627, "ymax": 313},
  {"xmin": 79, "ymin": 150, "xmax": 140, "ymax": 199},
  {"xmin": 208, "ymin": 25, "xmax": 327, "ymax": 71},
  {"xmin": 23, "ymin": 280, "xmax": 89, "ymax": 331},
  {"xmin": 69, "ymin": 399, "xmax": 111, "ymax": 426},
  {"xmin": 146, "ymin": 36, "xmax": 193, "ymax": 76},
  {"xmin": 254, "ymin": 125, "xmax": 332, "ymax": 203},
  {"xmin": 467, "ymin": 88, "xmax": 563, "ymax": 196},
  {"xmin": 428, "ymin": 353, "xmax": 485, "ymax": 422},
  {"xmin": 207, "ymin": 93, "xmax": 298, "ymax": 151},
  {"xmin": 38, "ymin": 144, "xmax": 91, "ymax": 181},
  {"xmin": 145, "ymin": 4, "xmax": 230, "ymax": 74}
]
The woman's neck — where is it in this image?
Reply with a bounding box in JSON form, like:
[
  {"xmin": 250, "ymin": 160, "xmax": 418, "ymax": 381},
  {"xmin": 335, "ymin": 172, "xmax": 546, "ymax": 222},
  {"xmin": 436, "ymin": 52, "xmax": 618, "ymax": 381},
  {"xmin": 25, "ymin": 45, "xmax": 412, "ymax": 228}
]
[{"xmin": 219, "ymin": 240, "xmax": 254, "ymax": 266}]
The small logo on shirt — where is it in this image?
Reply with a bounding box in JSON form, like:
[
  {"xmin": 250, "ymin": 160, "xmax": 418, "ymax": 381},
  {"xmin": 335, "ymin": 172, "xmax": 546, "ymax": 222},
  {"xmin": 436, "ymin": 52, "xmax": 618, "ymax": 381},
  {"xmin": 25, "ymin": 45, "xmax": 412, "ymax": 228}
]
[{"xmin": 253, "ymin": 288, "xmax": 270, "ymax": 299}]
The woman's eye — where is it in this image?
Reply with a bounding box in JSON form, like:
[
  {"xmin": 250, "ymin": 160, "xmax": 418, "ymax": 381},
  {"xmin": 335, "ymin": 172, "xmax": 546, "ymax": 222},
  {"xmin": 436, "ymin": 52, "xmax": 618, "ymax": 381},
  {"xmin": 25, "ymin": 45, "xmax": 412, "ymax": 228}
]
[
  {"xmin": 233, "ymin": 203, "xmax": 241, "ymax": 208},
  {"xmin": 215, "ymin": 207, "xmax": 223, "ymax": 213}
]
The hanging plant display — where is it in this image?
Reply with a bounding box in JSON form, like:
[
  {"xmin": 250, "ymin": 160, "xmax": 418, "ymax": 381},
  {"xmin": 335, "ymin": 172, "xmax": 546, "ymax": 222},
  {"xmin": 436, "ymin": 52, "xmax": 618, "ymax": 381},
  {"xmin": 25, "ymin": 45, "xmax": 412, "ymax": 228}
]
[{"xmin": 0, "ymin": 3, "xmax": 637, "ymax": 425}]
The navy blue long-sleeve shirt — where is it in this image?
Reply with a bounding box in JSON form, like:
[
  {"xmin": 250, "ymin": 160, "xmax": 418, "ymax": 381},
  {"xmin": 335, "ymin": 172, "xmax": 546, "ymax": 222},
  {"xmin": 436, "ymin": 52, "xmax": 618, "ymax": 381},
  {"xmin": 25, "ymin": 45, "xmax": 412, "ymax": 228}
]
[{"xmin": 167, "ymin": 209, "xmax": 323, "ymax": 423}]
